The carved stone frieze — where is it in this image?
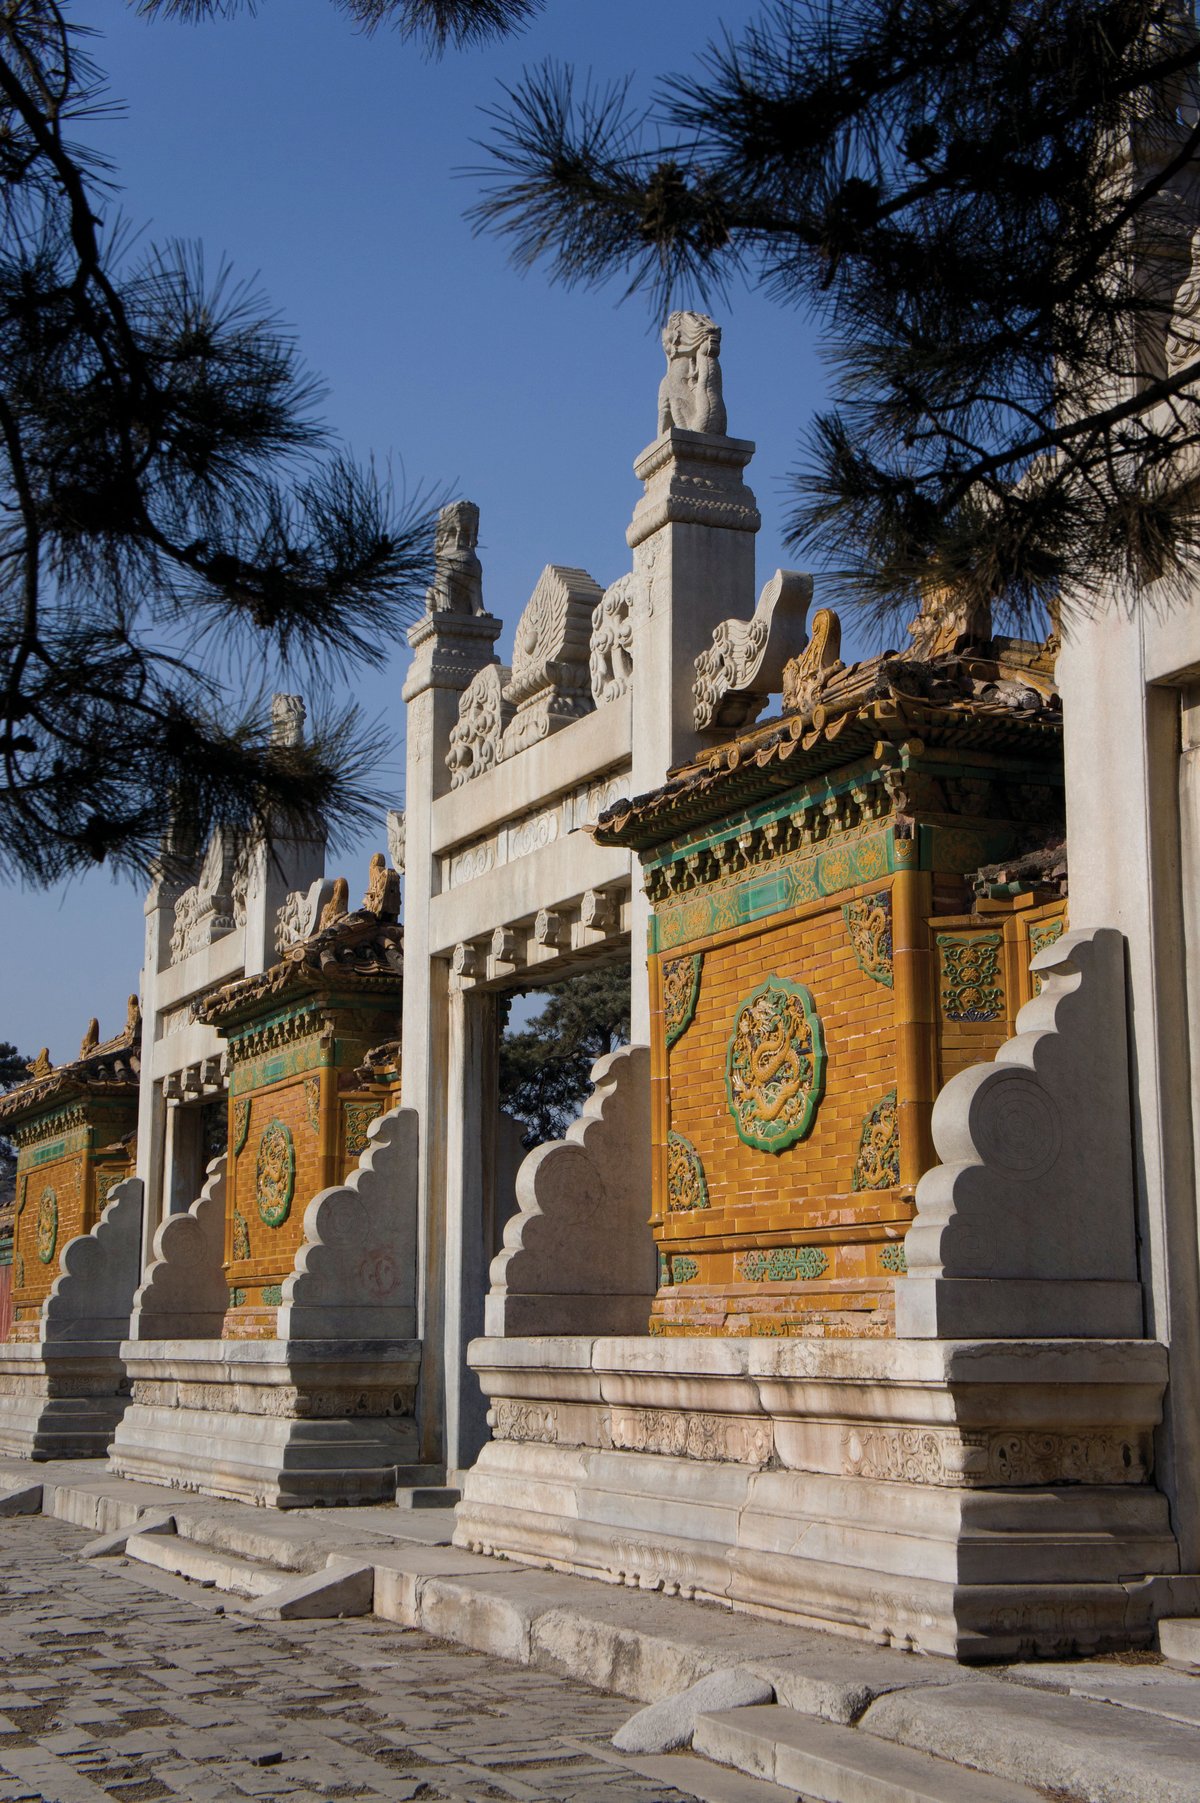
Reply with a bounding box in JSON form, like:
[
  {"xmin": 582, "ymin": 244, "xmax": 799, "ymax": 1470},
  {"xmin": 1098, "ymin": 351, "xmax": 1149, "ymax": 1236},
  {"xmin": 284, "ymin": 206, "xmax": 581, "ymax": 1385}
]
[
  {"xmin": 609, "ymin": 1407, "xmax": 772, "ymax": 1466},
  {"xmin": 491, "ymin": 1400, "xmax": 559, "ymax": 1444},
  {"xmin": 447, "ymin": 663, "xmax": 514, "ymax": 788},
  {"xmin": 589, "ymin": 572, "xmax": 639, "ymax": 705},
  {"xmin": 839, "ymin": 1425, "xmax": 1148, "ymax": 1487},
  {"xmin": 498, "ymin": 565, "xmax": 603, "ymax": 760},
  {"xmin": 693, "ymin": 569, "xmax": 813, "ymax": 732},
  {"xmin": 439, "ymin": 771, "xmax": 630, "ymax": 891},
  {"xmin": 129, "ymin": 1379, "xmax": 415, "ymax": 1420}
]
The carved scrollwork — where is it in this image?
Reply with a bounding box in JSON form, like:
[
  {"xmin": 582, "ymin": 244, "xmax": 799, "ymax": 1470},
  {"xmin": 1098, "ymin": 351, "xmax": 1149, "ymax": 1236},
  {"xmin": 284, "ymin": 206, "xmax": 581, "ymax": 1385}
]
[
  {"xmin": 693, "ymin": 569, "xmax": 813, "ymax": 732},
  {"xmin": 447, "ymin": 663, "xmax": 514, "ymax": 788},
  {"xmin": 499, "ymin": 565, "xmax": 602, "ymax": 760},
  {"xmin": 852, "ymin": 1091, "xmax": 900, "ymax": 1191},
  {"xmin": 589, "ymin": 572, "xmax": 638, "ymax": 705}
]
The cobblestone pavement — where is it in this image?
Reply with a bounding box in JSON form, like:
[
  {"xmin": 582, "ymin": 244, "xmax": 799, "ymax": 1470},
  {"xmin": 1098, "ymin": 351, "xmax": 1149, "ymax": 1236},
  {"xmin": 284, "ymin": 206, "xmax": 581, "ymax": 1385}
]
[{"xmin": 0, "ymin": 1515, "xmax": 745, "ymax": 1803}]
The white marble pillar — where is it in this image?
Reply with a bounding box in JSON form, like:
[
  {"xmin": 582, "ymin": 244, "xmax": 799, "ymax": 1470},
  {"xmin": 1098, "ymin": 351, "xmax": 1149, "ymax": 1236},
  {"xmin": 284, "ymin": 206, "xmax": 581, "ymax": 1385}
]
[{"xmin": 399, "ymin": 528, "xmax": 502, "ymax": 1474}]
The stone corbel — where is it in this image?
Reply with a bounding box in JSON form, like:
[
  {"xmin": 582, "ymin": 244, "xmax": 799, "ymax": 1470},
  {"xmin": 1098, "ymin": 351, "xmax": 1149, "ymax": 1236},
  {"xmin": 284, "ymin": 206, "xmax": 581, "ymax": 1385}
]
[
  {"xmin": 693, "ymin": 569, "xmax": 814, "ymax": 732},
  {"xmin": 896, "ymin": 928, "xmax": 1143, "ymax": 1340}
]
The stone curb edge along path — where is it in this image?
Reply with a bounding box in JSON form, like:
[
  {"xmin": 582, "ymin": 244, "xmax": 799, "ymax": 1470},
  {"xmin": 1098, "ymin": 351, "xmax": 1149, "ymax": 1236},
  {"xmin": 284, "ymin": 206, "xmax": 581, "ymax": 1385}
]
[{"xmin": 6, "ymin": 1461, "xmax": 1200, "ymax": 1803}]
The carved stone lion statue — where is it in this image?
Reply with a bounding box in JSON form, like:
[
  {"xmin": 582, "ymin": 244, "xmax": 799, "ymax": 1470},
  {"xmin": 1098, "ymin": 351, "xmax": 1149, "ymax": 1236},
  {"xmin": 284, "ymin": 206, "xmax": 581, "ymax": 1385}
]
[
  {"xmin": 427, "ymin": 499, "xmax": 485, "ymax": 615},
  {"xmin": 657, "ymin": 311, "xmax": 728, "ymax": 436}
]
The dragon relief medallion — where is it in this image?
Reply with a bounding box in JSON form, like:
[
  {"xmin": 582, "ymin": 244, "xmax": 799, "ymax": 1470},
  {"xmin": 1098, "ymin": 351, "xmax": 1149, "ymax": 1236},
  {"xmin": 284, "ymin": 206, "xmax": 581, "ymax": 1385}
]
[
  {"xmin": 255, "ymin": 1119, "xmax": 295, "ymax": 1228},
  {"xmin": 35, "ymin": 1186, "xmax": 58, "ymax": 1264},
  {"xmin": 725, "ymin": 975, "xmax": 826, "ymax": 1153}
]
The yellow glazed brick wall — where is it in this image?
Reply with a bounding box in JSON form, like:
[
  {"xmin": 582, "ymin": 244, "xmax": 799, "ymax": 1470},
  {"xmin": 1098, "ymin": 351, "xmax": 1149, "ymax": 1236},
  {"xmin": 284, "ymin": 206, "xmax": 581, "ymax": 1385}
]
[
  {"xmin": 9, "ymin": 1148, "xmax": 86, "ymax": 1333},
  {"xmin": 654, "ymin": 879, "xmax": 910, "ymax": 1337}
]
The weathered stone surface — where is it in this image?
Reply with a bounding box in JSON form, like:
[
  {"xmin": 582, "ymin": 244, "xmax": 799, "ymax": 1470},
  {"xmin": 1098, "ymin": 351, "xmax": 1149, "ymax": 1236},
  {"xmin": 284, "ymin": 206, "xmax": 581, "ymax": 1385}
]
[
  {"xmin": 485, "ymin": 1046, "xmax": 655, "ymax": 1336},
  {"xmin": 898, "ymin": 929, "xmax": 1142, "ymax": 1339},
  {"xmin": 42, "ymin": 1176, "xmax": 144, "ymax": 1345},
  {"xmin": 128, "ymin": 1158, "xmax": 226, "ymax": 1341},
  {"xmin": 239, "ymin": 1557, "xmax": 375, "ymax": 1620},
  {"xmin": 1160, "ymin": 1617, "xmax": 1200, "ymax": 1672},
  {"xmin": 0, "ymin": 1482, "xmax": 42, "ymax": 1515},
  {"xmin": 612, "ymin": 1669, "xmax": 775, "ymax": 1754}
]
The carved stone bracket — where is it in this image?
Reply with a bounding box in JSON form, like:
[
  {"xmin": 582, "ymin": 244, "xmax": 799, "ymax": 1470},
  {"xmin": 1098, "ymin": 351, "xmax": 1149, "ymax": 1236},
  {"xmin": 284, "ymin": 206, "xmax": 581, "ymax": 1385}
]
[
  {"xmin": 447, "ymin": 663, "xmax": 514, "ymax": 787},
  {"xmin": 498, "ymin": 565, "xmax": 603, "ymax": 760},
  {"xmin": 129, "ymin": 1157, "xmax": 227, "ymax": 1341},
  {"xmin": 485, "ymin": 1044, "xmax": 655, "ymax": 1336},
  {"xmin": 693, "ymin": 568, "xmax": 813, "ymax": 731},
  {"xmin": 897, "ymin": 928, "xmax": 1142, "ymax": 1339}
]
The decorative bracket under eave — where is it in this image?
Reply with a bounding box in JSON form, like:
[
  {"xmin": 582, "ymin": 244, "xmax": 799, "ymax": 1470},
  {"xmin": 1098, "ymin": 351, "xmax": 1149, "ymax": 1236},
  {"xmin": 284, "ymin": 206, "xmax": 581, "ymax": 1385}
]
[{"xmin": 693, "ymin": 568, "xmax": 813, "ymax": 733}]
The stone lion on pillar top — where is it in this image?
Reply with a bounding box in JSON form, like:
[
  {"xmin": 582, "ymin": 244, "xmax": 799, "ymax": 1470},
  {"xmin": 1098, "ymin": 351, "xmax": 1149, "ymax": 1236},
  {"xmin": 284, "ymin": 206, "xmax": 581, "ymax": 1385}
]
[
  {"xmin": 658, "ymin": 310, "xmax": 728, "ymax": 436},
  {"xmin": 427, "ymin": 499, "xmax": 485, "ymax": 616}
]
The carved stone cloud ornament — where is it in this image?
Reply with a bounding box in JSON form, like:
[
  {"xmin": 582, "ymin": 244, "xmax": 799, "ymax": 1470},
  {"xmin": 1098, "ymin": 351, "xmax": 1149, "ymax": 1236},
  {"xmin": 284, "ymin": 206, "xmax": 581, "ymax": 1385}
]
[
  {"xmin": 693, "ymin": 568, "xmax": 813, "ymax": 731},
  {"xmin": 447, "ymin": 663, "xmax": 513, "ymax": 787}
]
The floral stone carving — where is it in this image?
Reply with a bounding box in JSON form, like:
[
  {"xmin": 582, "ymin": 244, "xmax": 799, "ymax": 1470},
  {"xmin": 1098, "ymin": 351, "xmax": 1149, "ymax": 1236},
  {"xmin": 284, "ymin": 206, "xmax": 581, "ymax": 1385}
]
[
  {"xmin": 36, "ymin": 1187, "xmax": 58, "ymax": 1264},
  {"xmin": 663, "ymin": 953, "xmax": 703, "ymax": 1050},
  {"xmin": 725, "ymin": 976, "xmax": 826, "ymax": 1153},
  {"xmin": 843, "ymin": 892, "xmax": 894, "ymax": 987},
  {"xmin": 589, "ymin": 571, "xmax": 638, "ymax": 704},
  {"xmin": 666, "ymin": 1130, "xmax": 709, "ymax": 1211},
  {"xmin": 256, "ymin": 1119, "xmax": 295, "ymax": 1228},
  {"xmin": 658, "ymin": 311, "xmax": 728, "ymax": 435},
  {"xmin": 447, "ymin": 663, "xmax": 514, "ymax": 787},
  {"xmin": 852, "ymin": 1091, "xmax": 900, "ymax": 1190},
  {"xmin": 938, "ymin": 932, "xmax": 1004, "ymax": 1022},
  {"xmin": 693, "ymin": 569, "xmax": 813, "ymax": 732},
  {"xmin": 499, "ymin": 565, "xmax": 603, "ymax": 761}
]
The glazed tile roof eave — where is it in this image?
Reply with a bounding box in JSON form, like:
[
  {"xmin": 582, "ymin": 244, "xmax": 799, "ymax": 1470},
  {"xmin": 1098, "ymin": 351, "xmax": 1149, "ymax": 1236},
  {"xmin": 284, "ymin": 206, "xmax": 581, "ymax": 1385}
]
[
  {"xmin": 0, "ymin": 1061, "xmax": 141, "ymax": 1129},
  {"xmin": 594, "ymin": 704, "xmax": 1063, "ymax": 854}
]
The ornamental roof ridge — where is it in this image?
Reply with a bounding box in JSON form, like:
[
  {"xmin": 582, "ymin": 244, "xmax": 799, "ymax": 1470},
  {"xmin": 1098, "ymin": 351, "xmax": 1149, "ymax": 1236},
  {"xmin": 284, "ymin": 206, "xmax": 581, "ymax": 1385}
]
[
  {"xmin": 196, "ymin": 907, "xmax": 404, "ymax": 1027},
  {"xmin": 0, "ymin": 1000, "xmax": 142, "ymax": 1127},
  {"xmin": 594, "ymin": 621, "xmax": 1061, "ymax": 852}
]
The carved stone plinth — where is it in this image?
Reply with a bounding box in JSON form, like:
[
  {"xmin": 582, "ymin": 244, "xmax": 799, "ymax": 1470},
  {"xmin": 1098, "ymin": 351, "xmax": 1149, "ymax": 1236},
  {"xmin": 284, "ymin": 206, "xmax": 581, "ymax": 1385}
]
[
  {"xmin": 108, "ymin": 1338, "xmax": 424, "ymax": 1507},
  {"xmin": 456, "ymin": 1334, "xmax": 1194, "ymax": 1660}
]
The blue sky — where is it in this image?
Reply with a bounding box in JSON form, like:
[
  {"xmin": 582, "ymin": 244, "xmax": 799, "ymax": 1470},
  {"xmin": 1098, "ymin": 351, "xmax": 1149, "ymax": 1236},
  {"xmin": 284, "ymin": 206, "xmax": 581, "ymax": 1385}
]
[{"xmin": 2, "ymin": 0, "xmax": 858, "ymax": 1062}]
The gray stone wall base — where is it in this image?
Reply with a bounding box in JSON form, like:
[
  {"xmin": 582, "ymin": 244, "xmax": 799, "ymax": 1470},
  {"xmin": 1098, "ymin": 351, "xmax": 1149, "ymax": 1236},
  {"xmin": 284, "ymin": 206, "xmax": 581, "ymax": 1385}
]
[
  {"xmin": 108, "ymin": 1338, "xmax": 422, "ymax": 1509},
  {"xmin": 457, "ymin": 1334, "xmax": 1187, "ymax": 1660},
  {"xmin": 0, "ymin": 1342, "xmax": 130, "ymax": 1460}
]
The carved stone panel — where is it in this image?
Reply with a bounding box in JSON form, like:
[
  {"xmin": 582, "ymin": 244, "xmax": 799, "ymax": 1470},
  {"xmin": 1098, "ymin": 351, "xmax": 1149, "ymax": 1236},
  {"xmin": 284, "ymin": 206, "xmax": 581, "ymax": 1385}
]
[
  {"xmin": 499, "ymin": 565, "xmax": 603, "ymax": 760},
  {"xmin": 590, "ymin": 572, "xmax": 639, "ymax": 705},
  {"xmin": 448, "ymin": 663, "xmax": 514, "ymax": 788},
  {"xmin": 693, "ymin": 569, "xmax": 813, "ymax": 731}
]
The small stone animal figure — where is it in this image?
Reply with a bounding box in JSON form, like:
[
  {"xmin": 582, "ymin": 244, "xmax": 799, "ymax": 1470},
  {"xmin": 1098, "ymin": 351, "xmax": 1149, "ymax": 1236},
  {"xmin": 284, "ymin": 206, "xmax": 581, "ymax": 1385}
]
[
  {"xmin": 428, "ymin": 499, "xmax": 485, "ymax": 615},
  {"xmin": 657, "ymin": 311, "xmax": 728, "ymax": 435}
]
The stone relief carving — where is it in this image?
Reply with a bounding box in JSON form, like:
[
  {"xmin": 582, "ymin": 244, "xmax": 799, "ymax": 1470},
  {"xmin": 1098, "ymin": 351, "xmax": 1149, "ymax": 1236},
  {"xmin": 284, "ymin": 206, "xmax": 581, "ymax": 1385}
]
[
  {"xmin": 486, "ymin": 1045, "xmax": 655, "ymax": 1336},
  {"xmin": 589, "ymin": 572, "xmax": 639, "ymax": 705},
  {"xmin": 782, "ymin": 607, "xmax": 844, "ymax": 717},
  {"xmin": 170, "ymin": 828, "xmax": 240, "ymax": 962},
  {"xmin": 658, "ymin": 311, "xmax": 728, "ymax": 435},
  {"xmin": 725, "ymin": 975, "xmax": 826, "ymax": 1152},
  {"xmin": 609, "ymin": 1407, "xmax": 772, "ymax": 1466},
  {"xmin": 426, "ymin": 499, "xmax": 485, "ymax": 615},
  {"xmin": 274, "ymin": 877, "xmax": 337, "ymax": 955},
  {"xmin": 1166, "ymin": 227, "xmax": 1200, "ymax": 378},
  {"xmin": 499, "ymin": 565, "xmax": 603, "ymax": 760},
  {"xmin": 693, "ymin": 569, "xmax": 813, "ymax": 732},
  {"xmin": 270, "ymin": 692, "xmax": 306, "ymax": 746},
  {"xmin": 608, "ymin": 1537, "xmax": 698, "ymax": 1598},
  {"xmin": 839, "ymin": 1424, "xmax": 1147, "ymax": 1487},
  {"xmin": 447, "ymin": 663, "xmax": 514, "ymax": 787},
  {"xmin": 386, "ymin": 808, "xmax": 406, "ymax": 873},
  {"xmin": 491, "ymin": 1401, "xmax": 559, "ymax": 1444}
]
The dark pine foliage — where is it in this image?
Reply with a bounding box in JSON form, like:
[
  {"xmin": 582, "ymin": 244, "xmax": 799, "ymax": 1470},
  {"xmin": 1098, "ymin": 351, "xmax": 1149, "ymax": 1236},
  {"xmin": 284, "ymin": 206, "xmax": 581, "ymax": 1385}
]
[
  {"xmin": 0, "ymin": 0, "xmax": 536, "ymax": 886},
  {"xmin": 499, "ymin": 964, "xmax": 631, "ymax": 1146},
  {"xmin": 471, "ymin": 1, "xmax": 1200, "ymax": 631}
]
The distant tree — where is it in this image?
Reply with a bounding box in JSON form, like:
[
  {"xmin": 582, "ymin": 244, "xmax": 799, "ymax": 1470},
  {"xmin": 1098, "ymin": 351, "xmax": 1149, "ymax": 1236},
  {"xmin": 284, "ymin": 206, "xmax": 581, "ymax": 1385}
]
[
  {"xmin": 0, "ymin": 0, "xmax": 538, "ymax": 886},
  {"xmin": 135, "ymin": 0, "xmax": 543, "ymax": 50},
  {"xmin": 499, "ymin": 965, "xmax": 630, "ymax": 1146},
  {"xmin": 0, "ymin": 1040, "xmax": 31, "ymax": 1206},
  {"xmin": 473, "ymin": 0, "xmax": 1200, "ymax": 631}
]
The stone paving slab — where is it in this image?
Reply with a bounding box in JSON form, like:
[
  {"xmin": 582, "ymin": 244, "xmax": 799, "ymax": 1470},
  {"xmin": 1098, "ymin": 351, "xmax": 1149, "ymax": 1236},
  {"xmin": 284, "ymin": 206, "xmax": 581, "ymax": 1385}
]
[{"xmin": 0, "ymin": 1513, "xmax": 796, "ymax": 1802}]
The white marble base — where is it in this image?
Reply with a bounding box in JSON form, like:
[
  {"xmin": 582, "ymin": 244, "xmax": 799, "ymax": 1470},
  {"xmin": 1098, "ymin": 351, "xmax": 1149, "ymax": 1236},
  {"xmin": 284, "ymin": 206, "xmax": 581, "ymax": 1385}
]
[
  {"xmin": 455, "ymin": 1335, "xmax": 1192, "ymax": 1659},
  {"xmin": 0, "ymin": 1340, "xmax": 131, "ymax": 1460},
  {"xmin": 109, "ymin": 1338, "xmax": 423, "ymax": 1508}
]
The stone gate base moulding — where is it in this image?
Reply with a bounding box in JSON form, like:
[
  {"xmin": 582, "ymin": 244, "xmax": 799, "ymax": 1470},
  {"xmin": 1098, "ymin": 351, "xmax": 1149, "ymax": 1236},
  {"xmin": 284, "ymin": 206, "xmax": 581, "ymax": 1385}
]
[
  {"xmin": 107, "ymin": 1339, "xmax": 423, "ymax": 1508},
  {"xmin": 455, "ymin": 1335, "xmax": 1198, "ymax": 1661},
  {"xmin": 0, "ymin": 1340, "xmax": 131, "ymax": 1461}
]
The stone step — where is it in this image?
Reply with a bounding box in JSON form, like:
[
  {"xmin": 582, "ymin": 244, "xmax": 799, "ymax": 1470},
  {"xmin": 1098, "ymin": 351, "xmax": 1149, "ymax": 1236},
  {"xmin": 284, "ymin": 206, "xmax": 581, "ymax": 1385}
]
[
  {"xmin": 124, "ymin": 1529, "xmax": 284, "ymax": 1599},
  {"xmin": 1159, "ymin": 1618, "xmax": 1200, "ymax": 1672},
  {"xmin": 692, "ymin": 1706, "xmax": 1043, "ymax": 1803}
]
